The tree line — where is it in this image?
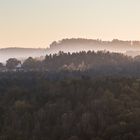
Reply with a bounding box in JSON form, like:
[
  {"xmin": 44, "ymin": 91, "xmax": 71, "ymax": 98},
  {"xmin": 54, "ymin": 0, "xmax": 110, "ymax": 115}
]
[
  {"xmin": 1, "ymin": 51, "xmax": 140, "ymax": 77},
  {"xmin": 50, "ymin": 38, "xmax": 140, "ymax": 48}
]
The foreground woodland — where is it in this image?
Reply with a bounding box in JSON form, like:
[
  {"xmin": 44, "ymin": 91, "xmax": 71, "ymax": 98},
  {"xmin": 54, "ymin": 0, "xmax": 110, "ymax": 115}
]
[{"xmin": 0, "ymin": 72, "xmax": 140, "ymax": 140}]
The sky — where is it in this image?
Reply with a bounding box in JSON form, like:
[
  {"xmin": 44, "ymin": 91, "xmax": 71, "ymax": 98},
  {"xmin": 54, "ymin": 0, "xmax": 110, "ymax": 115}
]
[{"xmin": 0, "ymin": 0, "xmax": 140, "ymax": 48}]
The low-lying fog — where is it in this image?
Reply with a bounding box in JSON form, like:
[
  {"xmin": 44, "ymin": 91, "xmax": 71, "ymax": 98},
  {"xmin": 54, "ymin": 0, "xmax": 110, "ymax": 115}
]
[
  {"xmin": 0, "ymin": 48, "xmax": 46, "ymax": 63},
  {"xmin": 1, "ymin": 39, "xmax": 140, "ymax": 63}
]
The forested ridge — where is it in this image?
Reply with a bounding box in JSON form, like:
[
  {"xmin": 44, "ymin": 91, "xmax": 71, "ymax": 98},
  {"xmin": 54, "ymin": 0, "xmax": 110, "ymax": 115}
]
[
  {"xmin": 1, "ymin": 51, "xmax": 140, "ymax": 77},
  {"xmin": 47, "ymin": 38, "xmax": 140, "ymax": 53}
]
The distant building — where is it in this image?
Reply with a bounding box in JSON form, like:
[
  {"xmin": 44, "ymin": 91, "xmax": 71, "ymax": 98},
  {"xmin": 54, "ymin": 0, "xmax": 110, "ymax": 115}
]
[{"xmin": 15, "ymin": 64, "xmax": 23, "ymax": 71}]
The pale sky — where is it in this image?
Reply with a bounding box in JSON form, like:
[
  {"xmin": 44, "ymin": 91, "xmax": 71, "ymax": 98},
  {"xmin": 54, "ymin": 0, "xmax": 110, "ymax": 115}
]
[{"xmin": 0, "ymin": 0, "xmax": 140, "ymax": 48}]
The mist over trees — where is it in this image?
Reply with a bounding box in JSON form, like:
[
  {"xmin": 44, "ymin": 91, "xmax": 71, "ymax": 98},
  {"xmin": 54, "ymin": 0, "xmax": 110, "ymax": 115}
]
[
  {"xmin": 1, "ymin": 38, "xmax": 140, "ymax": 63},
  {"xmin": 47, "ymin": 38, "xmax": 140, "ymax": 54},
  {"xmin": 1, "ymin": 50, "xmax": 140, "ymax": 77},
  {"xmin": 0, "ymin": 48, "xmax": 46, "ymax": 63}
]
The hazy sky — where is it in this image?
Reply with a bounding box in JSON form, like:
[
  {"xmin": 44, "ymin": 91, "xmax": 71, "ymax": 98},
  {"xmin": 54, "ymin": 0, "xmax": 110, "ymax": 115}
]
[{"xmin": 0, "ymin": 0, "xmax": 140, "ymax": 48}]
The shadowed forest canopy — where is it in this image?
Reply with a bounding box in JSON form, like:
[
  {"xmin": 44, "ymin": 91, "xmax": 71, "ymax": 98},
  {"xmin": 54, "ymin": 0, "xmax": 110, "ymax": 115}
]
[{"xmin": 0, "ymin": 72, "xmax": 140, "ymax": 140}]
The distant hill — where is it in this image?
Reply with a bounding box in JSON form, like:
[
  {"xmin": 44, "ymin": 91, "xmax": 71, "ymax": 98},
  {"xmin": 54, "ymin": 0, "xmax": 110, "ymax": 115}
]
[
  {"xmin": 47, "ymin": 38, "xmax": 140, "ymax": 54},
  {"xmin": 1, "ymin": 38, "xmax": 140, "ymax": 62},
  {"xmin": 0, "ymin": 48, "xmax": 46, "ymax": 63}
]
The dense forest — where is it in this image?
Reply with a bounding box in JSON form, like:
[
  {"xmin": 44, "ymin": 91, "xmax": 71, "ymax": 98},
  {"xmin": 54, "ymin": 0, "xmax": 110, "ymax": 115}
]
[
  {"xmin": 0, "ymin": 72, "xmax": 140, "ymax": 140},
  {"xmin": 1, "ymin": 51, "xmax": 140, "ymax": 139}
]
